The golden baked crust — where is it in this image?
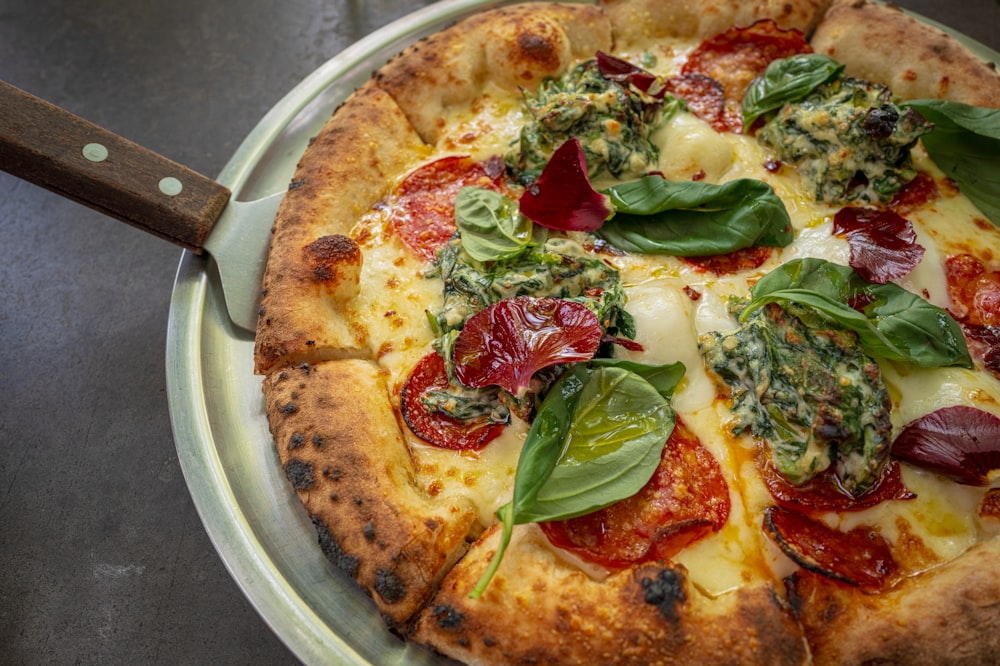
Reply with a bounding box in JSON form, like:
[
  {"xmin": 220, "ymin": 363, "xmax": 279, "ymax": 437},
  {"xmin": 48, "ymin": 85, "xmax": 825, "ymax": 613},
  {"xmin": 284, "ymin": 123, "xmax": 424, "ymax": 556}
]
[
  {"xmin": 600, "ymin": 0, "xmax": 832, "ymax": 46},
  {"xmin": 810, "ymin": 0, "xmax": 1000, "ymax": 107},
  {"xmin": 374, "ymin": 3, "xmax": 612, "ymax": 144},
  {"xmin": 263, "ymin": 358, "xmax": 476, "ymax": 625},
  {"xmin": 412, "ymin": 523, "xmax": 809, "ymax": 665},
  {"xmin": 254, "ymin": 82, "xmax": 427, "ymax": 374},
  {"xmin": 789, "ymin": 537, "xmax": 1000, "ymax": 665}
]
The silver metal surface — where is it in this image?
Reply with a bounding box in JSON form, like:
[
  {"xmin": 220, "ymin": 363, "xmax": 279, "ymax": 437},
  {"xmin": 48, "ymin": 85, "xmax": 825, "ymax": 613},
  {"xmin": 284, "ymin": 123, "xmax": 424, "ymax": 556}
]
[
  {"xmin": 166, "ymin": 1, "xmax": 518, "ymax": 663},
  {"xmin": 203, "ymin": 192, "xmax": 284, "ymax": 332},
  {"xmin": 165, "ymin": 1, "xmax": 1000, "ymax": 664}
]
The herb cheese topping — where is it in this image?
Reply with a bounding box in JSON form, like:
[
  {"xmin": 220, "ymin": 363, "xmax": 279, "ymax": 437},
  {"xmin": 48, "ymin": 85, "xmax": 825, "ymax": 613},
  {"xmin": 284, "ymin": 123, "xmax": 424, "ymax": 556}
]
[{"xmin": 343, "ymin": 22, "xmax": 1000, "ymax": 598}]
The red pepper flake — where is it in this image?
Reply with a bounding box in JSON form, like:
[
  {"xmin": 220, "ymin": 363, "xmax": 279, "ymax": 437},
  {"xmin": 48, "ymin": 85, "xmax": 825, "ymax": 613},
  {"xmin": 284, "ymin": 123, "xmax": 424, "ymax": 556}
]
[{"xmin": 683, "ymin": 285, "xmax": 702, "ymax": 301}]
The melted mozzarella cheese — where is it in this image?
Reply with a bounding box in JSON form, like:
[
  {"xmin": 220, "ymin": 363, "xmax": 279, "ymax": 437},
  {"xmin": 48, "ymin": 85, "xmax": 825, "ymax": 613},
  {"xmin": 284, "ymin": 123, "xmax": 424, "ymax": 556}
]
[
  {"xmin": 617, "ymin": 274, "xmax": 717, "ymax": 414},
  {"xmin": 654, "ymin": 112, "xmax": 735, "ymax": 182},
  {"xmin": 436, "ymin": 83, "xmax": 525, "ymax": 158},
  {"xmin": 673, "ymin": 406, "xmax": 775, "ymax": 594},
  {"xmin": 410, "ymin": 420, "xmax": 527, "ymax": 529},
  {"xmin": 347, "ymin": 46, "xmax": 1000, "ymax": 586},
  {"xmin": 833, "ymin": 466, "xmax": 986, "ymax": 568},
  {"xmin": 883, "ymin": 364, "xmax": 1000, "ymax": 426},
  {"xmin": 347, "ymin": 236, "xmax": 441, "ymax": 381}
]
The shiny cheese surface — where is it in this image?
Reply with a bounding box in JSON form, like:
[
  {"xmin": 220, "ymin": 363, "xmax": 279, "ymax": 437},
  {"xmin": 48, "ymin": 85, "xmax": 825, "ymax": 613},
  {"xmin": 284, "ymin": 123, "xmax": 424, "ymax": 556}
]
[{"xmin": 343, "ymin": 51, "xmax": 1000, "ymax": 590}]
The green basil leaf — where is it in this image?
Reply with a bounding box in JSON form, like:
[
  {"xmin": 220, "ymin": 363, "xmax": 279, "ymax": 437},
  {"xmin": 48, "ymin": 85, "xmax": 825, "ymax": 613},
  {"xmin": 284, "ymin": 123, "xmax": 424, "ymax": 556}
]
[
  {"xmin": 741, "ymin": 54, "xmax": 844, "ymax": 131},
  {"xmin": 469, "ymin": 364, "xmax": 677, "ymax": 598},
  {"xmin": 517, "ymin": 366, "xmax": 673, "ymax": 522},
  {"xmin": 587, "ymin": 358, "xmax": 685, "ymax": 400},
  {"xmin": 743, "ymin": 258, "xmax": 972, "ymax": 368},
  {"xmin": 596, "ymin": 176, "xmax": 793, "ymax": 256},
  {"xmin": 455, "ymin": 187, "xmax": 546, "ymax": 262},
  {"xmin": 901, "ymin": 99, "xmax": 1000, "ymax": 227}
]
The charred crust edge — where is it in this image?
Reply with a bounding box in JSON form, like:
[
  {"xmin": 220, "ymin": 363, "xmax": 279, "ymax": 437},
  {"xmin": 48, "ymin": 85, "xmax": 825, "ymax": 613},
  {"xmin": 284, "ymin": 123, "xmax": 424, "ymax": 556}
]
[
  {"xmin": 641, "ymin": 568, "xmax": 687, "ymax": 623},
  {"xmin": 311, "ymin": 515, "xmax": 359, "ymax": 578},
  {"xmin": 283, "ymin": 458, "xmax": 315, "ymax": 490}
]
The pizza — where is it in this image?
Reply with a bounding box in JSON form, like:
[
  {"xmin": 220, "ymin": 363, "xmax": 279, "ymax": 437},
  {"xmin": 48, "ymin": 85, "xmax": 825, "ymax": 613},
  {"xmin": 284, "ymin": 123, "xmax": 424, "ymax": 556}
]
[{"xmin": 253, "ymin": 0, "xmax": 1000, "ymax": 662}]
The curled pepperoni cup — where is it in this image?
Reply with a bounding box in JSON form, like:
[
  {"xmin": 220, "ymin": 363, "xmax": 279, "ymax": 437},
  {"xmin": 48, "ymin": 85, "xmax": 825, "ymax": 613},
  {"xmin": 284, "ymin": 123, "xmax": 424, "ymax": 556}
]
[
  {"xmin": 763, "ymin": 505, "xmax": 897, "ymax": 591},
  {"xmin": 453, "ymin": 296, "xmax": 602, "ymax": 398}
]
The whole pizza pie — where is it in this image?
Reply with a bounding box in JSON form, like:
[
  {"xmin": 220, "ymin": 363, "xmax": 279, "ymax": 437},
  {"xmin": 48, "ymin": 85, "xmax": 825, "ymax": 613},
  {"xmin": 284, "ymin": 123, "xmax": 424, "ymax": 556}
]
[{"xmin": 253, "ymin": 0, "xmax": 1000, "ymax": 662}]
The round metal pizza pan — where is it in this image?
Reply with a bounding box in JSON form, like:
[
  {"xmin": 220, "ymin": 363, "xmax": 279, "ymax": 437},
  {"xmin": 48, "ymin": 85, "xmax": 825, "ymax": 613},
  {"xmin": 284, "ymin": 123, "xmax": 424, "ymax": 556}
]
[
  {"xmin": 164, "ymin": 3, "xmax": 1000, "ymax": 664},
  {"xmin": 166, "ymin": 1, "xmax": 514, "ymax": 663}
]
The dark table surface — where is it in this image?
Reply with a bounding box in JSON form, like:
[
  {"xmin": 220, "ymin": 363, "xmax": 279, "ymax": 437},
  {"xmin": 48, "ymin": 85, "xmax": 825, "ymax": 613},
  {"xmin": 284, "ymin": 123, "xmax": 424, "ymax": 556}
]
[{"xmin": 2, "ymin": 1, "xmax": 998, "ymax": 663}]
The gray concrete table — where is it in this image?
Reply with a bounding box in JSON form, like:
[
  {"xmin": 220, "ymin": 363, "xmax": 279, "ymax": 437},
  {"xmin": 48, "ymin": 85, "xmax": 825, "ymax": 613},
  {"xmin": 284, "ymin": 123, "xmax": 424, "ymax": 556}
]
[{"xmin": 1, "ymin": 1, "xmax": 997, "ymax": 663}]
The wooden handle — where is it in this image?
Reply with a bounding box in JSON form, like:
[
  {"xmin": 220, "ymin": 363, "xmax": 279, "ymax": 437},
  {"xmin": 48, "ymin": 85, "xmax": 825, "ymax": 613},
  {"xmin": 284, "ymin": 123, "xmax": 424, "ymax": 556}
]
[{"xmin": 0, "ymin": 79, "xmax": 231, "ymax": 252}]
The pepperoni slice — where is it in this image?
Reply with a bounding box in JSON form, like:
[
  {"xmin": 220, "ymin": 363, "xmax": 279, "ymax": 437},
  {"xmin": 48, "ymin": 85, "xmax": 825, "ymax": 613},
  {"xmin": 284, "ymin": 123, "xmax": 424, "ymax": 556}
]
[
  {"xmin": 888, "ymin": 170, "xmax": 939, "ymax": 216},
  {"xmin": 681, "ymin": 19, "xmax": 813, "ymax": 133},
  {"xmin": 680, "ymin": 246, "xmax": 773, "ymax": 275},
  {"xmin": 760, "ymin": 458, "xmax": 914, "ymax": 514},
  {"xmin": 539, "ymin": 419, "xmax": 730, "ymax": 568},
  {"xmin": 946, "ymin": 253, "xmax": 1000, "ymax": 327},
  {"xmin": 389, "ymin": 155, "xmax": 508, "ymax": 261},
  {"xmin": 400, "ymin": 352, "xmax": 505, "ymax": 451},
  {"xmin": 663, "ymin": 73, "xmax": 727, "ymax": 132},
  {"xmin": 763, "ymin": 505, "xmax": 897, "ymax": 591},
  {"xmin": 946, "ymin": 254, "xmax": 1000, "ymax": 378}
]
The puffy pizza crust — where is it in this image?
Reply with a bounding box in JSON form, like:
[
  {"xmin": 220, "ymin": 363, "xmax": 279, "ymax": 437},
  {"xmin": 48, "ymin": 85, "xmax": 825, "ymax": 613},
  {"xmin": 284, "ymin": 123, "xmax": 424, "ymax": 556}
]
[
  {"xmin": 789, "ymin": 537, "xmax": 1000, "ymax": 665},
  {"xmin": 600, "ymin": 0, "xmax": 832, "ymax": 46},
  {"xmin": 810, "ymin": 0, "xmax": 1000, "ymax": 107},
  {"xmin": 263, "ymin": 359, "xmax": 477, "ymax": 625},
  {"xmin": 412, "ymin": 523, "xmax": 809, "ymax": 665},
  {"xmin": 254, "ymin": 82, "xmax": 427, "ymax": 374},
  {"xmin": 374, "ymin": 3, "xmax": 613, "ymax": 144}
]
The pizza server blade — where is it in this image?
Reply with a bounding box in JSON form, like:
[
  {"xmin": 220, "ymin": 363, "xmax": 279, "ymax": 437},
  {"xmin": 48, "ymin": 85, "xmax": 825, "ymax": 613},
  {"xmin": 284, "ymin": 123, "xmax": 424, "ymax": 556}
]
[{"xmin": 0, "ymin": 79, "xmax": 279, "ymax": 334}]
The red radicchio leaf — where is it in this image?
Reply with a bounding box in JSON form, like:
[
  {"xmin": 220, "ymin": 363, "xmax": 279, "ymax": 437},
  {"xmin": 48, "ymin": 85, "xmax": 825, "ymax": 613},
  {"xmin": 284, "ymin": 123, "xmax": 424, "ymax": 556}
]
[
  {"xmin": 892, "ymin": 405, "xmax": 1000, "ymax": 485},
  {"xmin": 518, "ymin": 138, "xmax": 613, "ymax": 232},
  {"xmin": 595, "ymin": 51, "xmax": 665, "ymax": 97},
  {"xmin": 832, "ymin": 207, "xmax": 925, "ymax": 284},
  {"xmin": 452, "ymin": 296, "xmax": 602, "ymax": 397}
]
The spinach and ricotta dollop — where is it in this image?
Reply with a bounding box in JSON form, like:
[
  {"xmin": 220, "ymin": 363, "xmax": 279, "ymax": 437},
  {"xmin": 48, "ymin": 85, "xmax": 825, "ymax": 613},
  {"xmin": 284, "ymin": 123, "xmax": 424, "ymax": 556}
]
[
  {"xmin": 508, "ymin": 58, "xmax": 678, "ymax": 185},
  {"xmin": 425, "ymin": 235, "xmax": 632, "ymax": 419},
  {"xmin": 430, "ymin": 235, "xmax": 628, "ymax": 336},
  {"xmin": 700, "ymin": 301, "xmax": 893, "ymax": 497},
  {"xmin": 756, "ymin": 76, "xmax": 934, "ymax": 204}
]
